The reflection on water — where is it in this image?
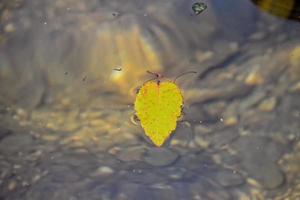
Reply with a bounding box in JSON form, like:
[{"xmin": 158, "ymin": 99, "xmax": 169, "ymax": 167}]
[
  {"xmin": 0, "ymin": 0, "xmax": 300, "ymax": 199},
  {"xmin": 251, "ymin": 0, "xmax": 300, "ymax": 21}
]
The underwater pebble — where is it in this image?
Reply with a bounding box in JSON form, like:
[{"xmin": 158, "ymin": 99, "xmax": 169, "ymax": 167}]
[
  {"xmin": 108, "ymin": 146, "xmax": 122, "ymax": 155},
  {"xmin": 92, "ymin": 166, "xmax": 114, "ymax": 177},
  {"xmin": 289, "ymin": 46, "xmax": 300, "ymax": 67},
  {"xmin": 144, "ymin": 148, "xmax": 179, "ymax": 167},
  {"xmin": 60, "ymin": 98, "xmax": 71, "ymax": 108},
  {"xmin": 13, "ymin": 164, "xmax": 21, "ymax": 169},
  {"xmin": 213, "ymin": 154, "xmax": 225, "ymax": 165},
  {"xmin": 40, "ymin": 134, "xmax": 59, "ymax": 142},
  {"xmin": 117, "ymin": 146, "xmax": 146, "ymax": 162},
  {"xmin": 89, "ymin": 119, "xmax": 105, "ymax": 127},
  {"xmin": 138, "ymin": 185, "xmax": 176, "ymax": 200},
  {"xmin": 229, "ymin": 42, "xmax": 239, "ymax": 52},
  {"xmin": 194, "ymin": 135, "xmax": 210, "ymax": 149},
  {"xmin": 0, "ymin": 134, "xmax": 35, "ymax": 155},
  {"xmin": 8, "ymin": 181, "xmax": 17, "ymax": 191},
  {"xmin": 31, "ymin": 174, "xmax": 41, "ymax": 183},
  {"xmin": 288, "ymin": 46, "xmax": 300, "ymax": 81},
  {"xmin": 239, "ymin": 90, "xmax": 266, "ymax": 111},
  {"xmin": 224, "ymin": 116, "xmax": 238, "ymax": 126},
  {"xmin": 245, "ymin": 71, "xmax": 264, "ymax": 86},
  {"xmin": 170, "ymin": 124, "xmax": 193, "ymax": 147},
  {"xmin": 169, "ymin": 139, "xmax": 180, "ymax": 146},
  {"xmin": 189, "ymin": 181, "xmax": 231, "ymax": 200},
  {"xmin": 249, "ymin": 31, "xmax": 266, "ymax": 40},
  {"xmin": 207, "ymin": 128, "xmax": 239, "ymax": 149},
  {"xmin": 289, "ymin": 81, "xmax": 300, "ymax": 93},
  {"xmin": 0, "ymin": 128, "xmax": 12, "ymax": 142},
  {"xmin": 246, "ymin": 178, "xmax": 262, "ymax": 188},
  {"xmin": 4, "ymin": 23, "xmax": 16, "ymax": 33},
  {"xmin": 194, "ymin": 124, "xmax": 212, "ymax": 135},
  {"xmin": 278, "ymin": 141, "xmax": 300, "ymax": 186},
  {"xmin": 214, "ymin": 170, "xmax": 244, "ymax": 187},
  {"xmin": 168, "ymin": 169, "xmax": 185, "ymax": 180},
  {"xmin": 258, "ymin": 97, "xmax": 277, "ymax": 112},
  {"xmin": 232, "ymin": 136, "xmax": 284, "ymax": 189},
  {"xmin": 21, "ymin": 181, "xmax": 30, "ymax": 187},
  {"xmin": 84, "ymin": 111, "xmax": 103, "ymax": 119},
  {"xmin": 0, "ymin": 34, "xmax": 5, "ymax": 44},
  {"xmin": 16, "ymin": 108, "xmax": 27, "ymax": 118},
  {"xmin": 50, "ymin": 165, "xmax": 80, "ymax": 182},
  {"xmin": 195, "ymin": 50, "xmax": 214, "ymax": 63}
]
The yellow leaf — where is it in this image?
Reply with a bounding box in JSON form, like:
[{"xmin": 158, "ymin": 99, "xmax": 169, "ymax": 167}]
[{"xmin": 134, "ymin": 81, "xmax": 183, "ymax": 146}]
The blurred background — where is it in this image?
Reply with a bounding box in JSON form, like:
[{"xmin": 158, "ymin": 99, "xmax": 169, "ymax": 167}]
[{"xmin": 0, "ymin": 0, "xmax": 300, "ymax": 199}]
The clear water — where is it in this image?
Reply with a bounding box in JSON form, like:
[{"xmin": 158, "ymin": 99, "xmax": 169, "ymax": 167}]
[{"xmin": 0, "ymin": 0, "xmax": 300, "ymax": 199}]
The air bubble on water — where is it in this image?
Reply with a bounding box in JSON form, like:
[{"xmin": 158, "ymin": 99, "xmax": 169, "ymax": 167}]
[
  {"xmin": 132, "ymin": 169, "xmax": 142, "ymax": 174},
  {"xmin": 130, "ymin": 115, "xmax": 139, "ymax": 126},
  {"xmin": 113, "ymin": 67, "xmax": 122, "ymax": 71},
  {"xmin": 112, "ymin": 12, "xmax": 119, "ymax": 17},
  {"xmin": 22, "ymin": 181, "xmax": 30, "ymax": 187}
]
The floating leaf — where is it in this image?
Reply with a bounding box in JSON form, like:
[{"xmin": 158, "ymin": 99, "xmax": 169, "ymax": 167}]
[
  {"xmin": 192, "ymin": 2, "xmax": 207, "ymax": 15},
  {"xmin": 134, "ymin": 80, "xmax": 183, "ymax": 146}
]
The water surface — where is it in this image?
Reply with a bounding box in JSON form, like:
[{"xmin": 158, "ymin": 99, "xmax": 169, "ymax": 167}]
[{"xmin": 0, "ymin": 0, "xmax": 300, "ymax": 199}]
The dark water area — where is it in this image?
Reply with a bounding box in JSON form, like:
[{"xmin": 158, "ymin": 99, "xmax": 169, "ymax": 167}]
[{"xmin": 0, "ymin": 0, "xmax": 300, "ymax": 199}]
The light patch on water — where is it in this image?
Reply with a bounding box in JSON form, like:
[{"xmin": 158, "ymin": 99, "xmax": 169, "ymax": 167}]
[{"xmin": 87, "ymin": 25, "xmax": 162, "ymax": 97}]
